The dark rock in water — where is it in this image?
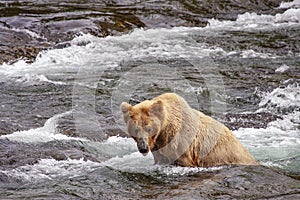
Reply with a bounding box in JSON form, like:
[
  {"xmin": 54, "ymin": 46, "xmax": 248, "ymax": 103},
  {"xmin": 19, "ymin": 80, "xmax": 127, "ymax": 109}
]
[
  {"xmin": 55, "ymin": 110, "xmax": 127, "ymax": 140},
  {"xmin": 0, "ymin": 172, "xmax": 11, "ymax": 183},
  {"xmin": 0, "ymin": 140, "xmax": 39, "ymax": 169},
  {"xmin": 0, "ymin": 82, "xmax": 74, "ymax": 136},
  {"xmin": 0, "ymin": 121, "xmax": 23, "ymax": 136},
  {"xmin": 0, "ymin": 139, "xmax": 103, "ymax": 170},
  {"xmin": 142, "ymin": 165, "xmax": 300, "ymax": 199},
  {"xmin": 213, "ymin": 166, "xmax": 300, "ymax": 199},
  {"xmin": 0, "ymin": 26, "xmax": 50, "ymax": 64},
  {"xmin": 223, "ymin": 112, "xmax": 283, "ymax": 130},
  {"xmin": 21, "ymin": 164, "xmax": 297, "ymax": 199}
]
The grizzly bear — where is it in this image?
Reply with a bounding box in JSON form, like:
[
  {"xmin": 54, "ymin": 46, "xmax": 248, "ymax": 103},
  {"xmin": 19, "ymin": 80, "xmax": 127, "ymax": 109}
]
[{"xmin": 121, "ymin": 93, "xmax": 257, "ymax": 167}]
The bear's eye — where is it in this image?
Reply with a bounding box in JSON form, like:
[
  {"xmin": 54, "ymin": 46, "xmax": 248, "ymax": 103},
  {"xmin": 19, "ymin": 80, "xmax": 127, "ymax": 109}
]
[
  {"xmin": 145, "ymin": 126, "xmax": 151, "ymax": 133},
  {"xmin": 134, "ymin": 127, "xmax": 139, "ymax": 134}
]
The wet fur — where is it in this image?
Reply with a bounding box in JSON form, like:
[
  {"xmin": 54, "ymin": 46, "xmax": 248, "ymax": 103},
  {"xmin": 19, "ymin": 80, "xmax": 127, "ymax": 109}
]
[{"xmin": 121, "ymin": 93, "xmax": 257, "ymax": 167}]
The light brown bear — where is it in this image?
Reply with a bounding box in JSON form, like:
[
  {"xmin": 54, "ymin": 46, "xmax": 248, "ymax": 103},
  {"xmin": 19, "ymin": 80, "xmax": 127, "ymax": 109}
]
[{"xmin": 121, "ymin": 93, "xmax": 257, "ymax": 167}]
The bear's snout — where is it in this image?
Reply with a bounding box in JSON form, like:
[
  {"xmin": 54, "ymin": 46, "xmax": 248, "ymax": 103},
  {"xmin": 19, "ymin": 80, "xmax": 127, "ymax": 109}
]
[{"xmin": 137, "ymin": 138, "xmax": 149, "ymax": 156}]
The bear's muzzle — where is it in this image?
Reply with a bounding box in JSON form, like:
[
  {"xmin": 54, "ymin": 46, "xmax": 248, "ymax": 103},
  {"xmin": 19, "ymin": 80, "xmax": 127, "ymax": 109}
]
[{"xmin": 137, "ymin": 137, "xmax": 149, "ymax": 156}]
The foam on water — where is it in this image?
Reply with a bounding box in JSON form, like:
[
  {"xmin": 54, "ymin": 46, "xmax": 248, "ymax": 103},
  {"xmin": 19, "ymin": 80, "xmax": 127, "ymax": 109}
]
[
  {"xmin": 0, "ymin": 136, "xmax": 223, "ymax": 182},
  {"xmin": 1, "ymin": 4, "xmax": 299, "ymax": 83},
  {"xmin": 208, "ymin": 7, "xmax": 300, "ymax": 30},
  {"xmin": 0, "ymin": 27, "xmax": 219, "ymax": 85},
  {"xmin": 157, "ymin": 165, "xmax": 224, "ymax": 177},
  {"xmin": 226, "ymin": 49, "xmax": 279, "ymax": 59},
  {"xmin": 14, "ymin": 73, "xmax": 66, "ymax": 85},
  {"xmin": 234, "ymin": 83, "xmax": 300, "ymax": 170},
  {"xmin": 234, "ymin": 113, "xmax": 300, "ymax": 149},
  {"xmin": 0, "ymin": 28, "xmax": 209, "ymax": 74},
  {"xmin": 0, "ymin": 111, "xmax": 88, "ymax": 143},
  {"xmin": 98, "ymin": 136, "xmax": 139, "ymax": 157},
  {"xmin": 11, "ymin": 27, "xmax": 45, "ymax": 39},
  {"xmin": 240, "ymin": 49, "xmax": 277, "ymax": 59},
  {"xmin": 102, "ymin": 151, "xmax": 155, "ymax": 173},
  {"xmin": 275, "ymin": 64, "xmax": 290, "ymax": 73},
  {"xmin": 0, "ymin": 158, "xmax": 101, "ymax": 182},
  {"xmin": 94, "ymin": 136, "xmax": 223, "ymax": 176},
  {"xmin": 234, "ymin": 112, "xmax": 300, "ymax": 171},
  {"xmin": 279, "ymin": 0, "xmax": 300, "ymax": 9},
  {"xmin": 258, "ymin": 83, "xmax": 300, "ymax": 111}
]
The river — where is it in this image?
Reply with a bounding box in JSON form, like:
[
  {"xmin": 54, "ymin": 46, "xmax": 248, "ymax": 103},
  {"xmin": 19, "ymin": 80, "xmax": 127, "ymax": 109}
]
[{"xmin": 0, "ymin": 0, "xmax": 299, "ymax": 199}]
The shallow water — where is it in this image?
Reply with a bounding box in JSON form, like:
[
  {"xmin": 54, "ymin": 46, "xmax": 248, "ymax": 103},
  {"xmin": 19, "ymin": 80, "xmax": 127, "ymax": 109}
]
[{"xmin": 0, "ymin": 0, "xmax": 300, "ymax": 199}]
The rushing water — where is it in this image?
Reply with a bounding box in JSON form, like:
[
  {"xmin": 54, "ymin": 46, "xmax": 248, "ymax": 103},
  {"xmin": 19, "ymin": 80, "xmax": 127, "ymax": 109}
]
[{"xmin": 0, "ymin": 0, "xmax": 300, "ymax": 199}]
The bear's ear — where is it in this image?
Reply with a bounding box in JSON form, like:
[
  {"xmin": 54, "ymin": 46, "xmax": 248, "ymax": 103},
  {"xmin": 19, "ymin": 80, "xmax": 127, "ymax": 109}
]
[
  {"xmin": 121, "ymin": 102, "xmax": 132, "ymax": 114},
  {"xmin": 150, "ymin": 100, "xmax": 163, "ymax": 116}
]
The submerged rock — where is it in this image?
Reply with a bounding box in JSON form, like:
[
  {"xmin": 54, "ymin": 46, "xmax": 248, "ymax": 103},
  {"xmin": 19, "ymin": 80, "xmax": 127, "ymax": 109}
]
[
  {"xmin": 224, "ymin": 112, "xmax": 283, "ymax": 130},
  {"xmin": 0, "ymin": 139, "xmax": 102, "ymax": 170},
  {"xmin": 144, "ymin": 165, "xmax": 300, "ymax": 199}
]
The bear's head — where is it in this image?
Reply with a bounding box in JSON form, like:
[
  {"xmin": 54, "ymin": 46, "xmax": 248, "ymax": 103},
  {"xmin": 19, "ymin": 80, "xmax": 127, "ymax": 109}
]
[{"xmin": 121, "ymin": 100, "xmax": 165, "ymax": 156}]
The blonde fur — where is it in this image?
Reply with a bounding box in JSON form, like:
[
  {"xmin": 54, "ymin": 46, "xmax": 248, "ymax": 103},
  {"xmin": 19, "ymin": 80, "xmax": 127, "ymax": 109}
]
[{"xmin": 122, "ymin": 93, "xmax": 257, "ymax": 167}]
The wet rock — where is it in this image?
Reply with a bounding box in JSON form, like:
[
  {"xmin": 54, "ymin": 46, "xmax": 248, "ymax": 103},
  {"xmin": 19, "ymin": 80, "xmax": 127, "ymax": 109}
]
[
  {"xmin": 27, "ymin": 164, "xmax": 298, "ymax": 199},
  {"xmin": 0, "ymin": 172, "xmax": 10, "ymax": 183},
  {"xmin": 0, "ymin": 26, "xmax": 50, "ymax": 64},
  {"xmin": 0, "ymin": 82, "xmax": 73, "ymax": 136},
  {"xmin": 0, "ymin": 139, "xmax": 103, "ymax": 170},
  {"xmin": 223, "ymin": 112, "xmax": 283, "ymax": 130},
  {"xmin": 218, "ymin": 166, "xmax": 300, "ymax": 199},
  {"xmin": 0, "ymin": 140, "xmax": 38, "ymax": 169},
  {"xmin": 0, "ymin": 120, "xmax": 23, "ymax": 136},
  {"xmin": 148, "ymin": 165, "xmax": 300, "ymax": 199}
]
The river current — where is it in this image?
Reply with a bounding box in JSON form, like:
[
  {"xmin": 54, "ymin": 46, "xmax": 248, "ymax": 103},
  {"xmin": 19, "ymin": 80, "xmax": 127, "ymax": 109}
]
[{"xmin": 0, "ymin": 0, "xmax": 300, "ymax": 199}]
